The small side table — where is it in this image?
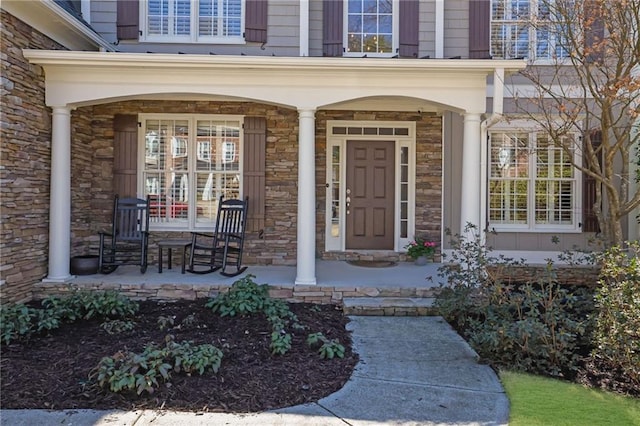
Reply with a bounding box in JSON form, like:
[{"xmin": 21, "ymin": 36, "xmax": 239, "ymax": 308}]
[{"xmin": 158, "ymin": 239, "xmax": 192, "ymax": 274}]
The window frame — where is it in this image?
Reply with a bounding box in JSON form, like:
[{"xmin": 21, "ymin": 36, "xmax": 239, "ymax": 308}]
[
  {"xmin": 490, "ymin": 0, "xmax": 571, "ymax": 62},
  {"xmin": 140, "ymin": 0, "xmax": 246, "ymax": 44},
  {"xmin": 488, "ymin": 121, "xmax": 583, "ymax": 233},
  {"xmin": 343, "ymin": 0, "xmax": 399, "ymax": 58},
  {"xmin": 138, "ymin": 113, "xmax": 244, "ymax": 231}
]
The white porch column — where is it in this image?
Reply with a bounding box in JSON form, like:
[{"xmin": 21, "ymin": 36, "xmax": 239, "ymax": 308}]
[
  {"xmin": 460, "ymin": 113, "xmax": 483, "ymax": 232},
  {"xmin": 295, "ymin": 108, "xmax": 317, "ymax": 285},
  {"xmin": 45, "ymin": 106, "xmax": 73, "ymax": 282}
]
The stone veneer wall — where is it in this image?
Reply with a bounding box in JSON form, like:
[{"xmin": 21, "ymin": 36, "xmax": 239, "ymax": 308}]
[
  {"xmin": 315, "ymin": 111, "xmax": 443, "ymax": 261},
  {"xmin": 71, "ymin": 105, "xmax": 443, "ymax": 267},
  {"xmin": 34, "ymin": 281, "xmax": 440, "ymax": 307},
  {"xmin": 71, "ymin": 101, "xmax": 300, "ymax": 266},
  {"xmin": 0, "ymin": 11, "xmax": 67, "ymax": 303}
]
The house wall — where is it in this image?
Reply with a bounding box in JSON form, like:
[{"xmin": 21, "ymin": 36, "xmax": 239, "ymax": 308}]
[
  {"xmin": 0, "ymin": 10, "xmax": 66, "ymax": 303},
  {"xmin": 93, "ymin": 0, "xmax": 300, "ymax": 56},
  {"xmin": 69, "ymin": 102, "xmax": 443, "ymax": 266},
  {"xmin": 443, "ymin": 0, "xmax": 469, "ymax": 58},
  {"xmin": 71, "ymin": 100, "xmax": 300, "ymax": 266},
  {"xmin": 91, "ymin": 0, "xmax": 465, "ymax": 59}
]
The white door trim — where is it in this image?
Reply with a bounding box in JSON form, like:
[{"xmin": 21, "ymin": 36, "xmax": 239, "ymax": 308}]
[{"xmin": 325, "ymin": 120, "xmax": 416, "ymax": 252}]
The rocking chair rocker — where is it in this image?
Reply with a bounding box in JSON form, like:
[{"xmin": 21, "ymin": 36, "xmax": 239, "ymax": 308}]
[
  {"xmin": 98, "ymin": 195, "xmax": 150, "ymax": 274},
  {"xmin": 187, "ymin": 196, "xmax": 249, "ymax": 277}
]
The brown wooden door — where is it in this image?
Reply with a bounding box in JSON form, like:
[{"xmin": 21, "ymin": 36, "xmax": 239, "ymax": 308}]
[{"xmin": 346, "ymin": 140, "xmax": 395, "ymax": 249}]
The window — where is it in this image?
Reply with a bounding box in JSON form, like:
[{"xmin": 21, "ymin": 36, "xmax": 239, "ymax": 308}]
[
  {"xmin": 489, "ymin": 129, "xmax": 580, "ymax": 231},
  {"xmin": 142, "ymin": 0, "xmax": 243, "ymax": 43},
  {"xmin": 346, "ymin": 0, "xmax": 397, "ymax": 57},
  {"xmin": 141, "ymin": 115, "xmax": 242, "ymax": 229},
  {"xmin": 490, "ymin": 0, "xmax": 570, "ymax": 60}
]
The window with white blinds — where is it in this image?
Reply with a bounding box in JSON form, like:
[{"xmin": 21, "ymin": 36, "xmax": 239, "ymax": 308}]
[
  {"xmin": 141, "ymin": 115, "xmax": 243, "ymax": 230},
  {"xmin": 143, "ymin": 0, "xmax": 243, "ymax": 43}
]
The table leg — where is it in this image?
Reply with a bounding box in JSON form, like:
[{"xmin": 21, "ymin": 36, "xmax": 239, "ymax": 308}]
[{"xmin": 158, "ymin": 247, "xmax": 163, "ymax": 273}]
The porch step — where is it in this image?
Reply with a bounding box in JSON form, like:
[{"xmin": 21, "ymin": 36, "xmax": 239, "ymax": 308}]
[{"xmin": 343, "ymin": 297, "xmax": 438, "ymax": 316}]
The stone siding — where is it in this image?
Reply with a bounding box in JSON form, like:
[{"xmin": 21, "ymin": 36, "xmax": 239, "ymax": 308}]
[
  {"xmin": 70, "ymin": 105, "xmax": 443, "ymax": 269},
  {"xmin": 487, "ymin": 264, "xmax": 601, "ymax": 287},
  {"xmin": 315, "ymin": 111, "xmax": 443, "ymax": 261},
  {"xmin": 71, "ymin": 101, "xmax": 300, "ymax": 267},
  {"xmin": 33, "ymin": 281, "xmax": 440, "ymax": 305},
  {"xmin": 0, "ymin": 11, "xmax": 66, "ymax": 303}
]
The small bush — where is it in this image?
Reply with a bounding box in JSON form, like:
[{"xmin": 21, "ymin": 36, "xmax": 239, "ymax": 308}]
[
  {"xmin": 307, "ymin": 332, "xmax": 345, "ymax": 359},
  {"xmin": 0, "ymin": 304, "xmax": 36, "ymax": 344},
  {"xmin": 0, "ymin": 290, "xmax": 139, "ymax": 344},
  {"xmin": 467, "ymin": 278, "xmax": 590, "ymax": 377},
  {"xmin": 435, "ymin": 224, "xmax": 594, "ymax": 378},
  {"xmin": 206, "ymin": 274, "xmax": 269, "ymax": 317},
  {"xmin": 590, "ymin": 242, "xmax": 640, "ymax": 392},
  {"xmin": 94, "ymin": 335, "xmax": 222, "ymax": 395},
  {"xmin": 206, "ymin": 276, "xmax": 335, "ymax": 358}
]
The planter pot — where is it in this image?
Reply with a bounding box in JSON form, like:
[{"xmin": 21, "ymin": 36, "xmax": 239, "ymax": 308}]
[
  {"xmin": 70, "ymin": 255, "xmax": 99, "ymax": 275},
  {"xmin": 414, "ymin": 256, "xmax": 429, "ymax": 266}
]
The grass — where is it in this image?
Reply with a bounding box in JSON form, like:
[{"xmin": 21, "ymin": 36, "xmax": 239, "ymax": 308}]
[{"xmin": 500, "ymin": 370, "xmax": 640, "ymax": 426}]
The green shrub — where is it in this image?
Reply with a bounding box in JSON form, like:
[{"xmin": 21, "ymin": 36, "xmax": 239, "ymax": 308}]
[
  {"xmin": 101, "ymin": 319, "xmax": 136, "ymax": 335},
  {"xmin": 591, "ymin": 242, "xmax": 640, "ymax": 390},
  {"xmin": 206, "ymin": 274, "xmax": 268, "ymax": 316},
  {"xmin": 0, "ymin": 304, "xmax": 36, "ymax": 344},
  {"xmin": 306, "ymin": 332, "xmax": 345, "ymax": 359},
  {"xmin": 467, "ymin": 278, "xmax": 590, "ymax": 377},
  {"xmin": 94, "ymin": 336, "xmax": 222, "ymax": 395},
  {"xmin": 435, "ymin": 224, "xmax": 594, "ymax": 378},
  {"xmin": 207, "ymin": 276, "xmax": 340, "ymax": 358},
  {"xmin": 0, "ymin": 290, "xmax": 139, "ymax": 344}
]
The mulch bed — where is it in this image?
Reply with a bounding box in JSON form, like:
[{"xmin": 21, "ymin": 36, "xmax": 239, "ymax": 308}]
[{"xmin": 0, "ymin": 300, "xmax": 358, "ymax": 413}]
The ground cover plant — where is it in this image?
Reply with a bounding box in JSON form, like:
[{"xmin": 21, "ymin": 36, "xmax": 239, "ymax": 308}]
[
  {"xmin": 435, "ymin": 224, "xmax": 639, "ymax": 397},
  {"xmin": 0, "ymin": 279, "xmax": 358, "ymax": 412},
  {"xmin": 500, "ymin": 371, "xmax": 640, "ymax": 426}
]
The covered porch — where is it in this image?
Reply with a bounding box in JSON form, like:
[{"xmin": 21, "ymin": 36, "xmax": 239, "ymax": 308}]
[
  {"xmin": 24, "ymin": 50, "xmax": 525, "ymax": 289},
  {"xmin": 34, "ymin": 260, "xmax": 444, "ymax": 313}
]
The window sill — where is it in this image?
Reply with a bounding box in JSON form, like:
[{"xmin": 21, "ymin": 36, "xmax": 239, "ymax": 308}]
[{"xmin": 488, "ymin": 226, "xmax": 582, "ymax": 234}]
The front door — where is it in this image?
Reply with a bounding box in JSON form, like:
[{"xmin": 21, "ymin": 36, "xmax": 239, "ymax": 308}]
[{"xmin": 345, "ymin": 140, "xmax": 395, "ymax": 249}]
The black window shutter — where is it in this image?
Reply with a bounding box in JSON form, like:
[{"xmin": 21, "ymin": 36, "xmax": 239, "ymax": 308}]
[
  {"xmin": 323, "ymin": 0, "xmax": 344, "ymax": 57},
  {"xmin": 584, "ymin": 1, "xmax": 605, "ymax": 63},
  {"xmin": 245, "ymin": 0, "xmax": 268, "ymax": 43},
  {"xmin": 398, "ymin": 0, "xmax": 419, "ymax": 58},
  {"xmin": 113, "ymin": 115, "xmax": 139, "ymax": 198},
  {"xmin": 582, "ymin": 130, "xmax": 601, "ymax": 233},
  {"xmin": 117, "ymin": 0, "xmax": 140, "ymax": 40},
  {"xmin": 469, "ymin": 0, "xmax": 491, "ymax": 59},
  {"xmin": 243, "ymin": 117, "xmax": 266, "ymax": 233}
]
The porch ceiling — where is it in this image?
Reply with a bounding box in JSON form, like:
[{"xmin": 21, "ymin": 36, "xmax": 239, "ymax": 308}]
[{"xmin": 24, "ymin": 50, "xmax": 526, "ymax": 113}]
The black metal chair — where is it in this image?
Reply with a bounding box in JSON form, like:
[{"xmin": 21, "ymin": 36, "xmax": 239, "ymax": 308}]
[
  {"xmin": 187, "ymin": 196, "xmax": 248, "ymax": 277},
  {"xmin": 98, "ymin": 195, "xmax": 150, "ymax": 274}
]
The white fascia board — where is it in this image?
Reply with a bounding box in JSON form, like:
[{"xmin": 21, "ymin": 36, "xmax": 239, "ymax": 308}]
[
  {"xmin": 23, "ymin": 50, "xmax": 525, "ymax": 73},
  {"xmin": 23, "ymin": 50, "xmax": 525, "ymax": 111},
  {"xmin": 2, "ymin": 0, "xmax": 114, "ymax": 52}
]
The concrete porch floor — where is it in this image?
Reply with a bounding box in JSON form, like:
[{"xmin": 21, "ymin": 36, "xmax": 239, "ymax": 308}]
[{"xmin": 69, "ymin": 259, "xmax": 443, "ymax": 288}]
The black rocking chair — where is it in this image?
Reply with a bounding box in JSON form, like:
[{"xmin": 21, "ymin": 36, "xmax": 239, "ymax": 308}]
[
  {"xmin": 98, "ymin": 195, "xmax": 150, "ymax": 274},
  {"xmin": 187, "ymin": 196, "xmax": 248, "ymax": 277}
]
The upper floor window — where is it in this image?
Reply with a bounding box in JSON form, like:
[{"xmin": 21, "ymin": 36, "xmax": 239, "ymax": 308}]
[
  {"xmin": 490, "ymin": 0, "xmax": 570, "ymax": 60},
  {"xmin": 345, "ymin": 0, "xmax": 397, "ymax": 57},
  {"xmin": 488, "ymin": 127, "xmax": 581, "ymax": 232},
  {"xmin": 142, "ymin": 0, "xmax": 243, "ymax": 43}
]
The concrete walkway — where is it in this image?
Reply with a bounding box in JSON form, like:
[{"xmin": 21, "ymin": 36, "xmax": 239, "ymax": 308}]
[{"xmin": 0, "ymin": 316, "xmax": 509, "ymax": 426}]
